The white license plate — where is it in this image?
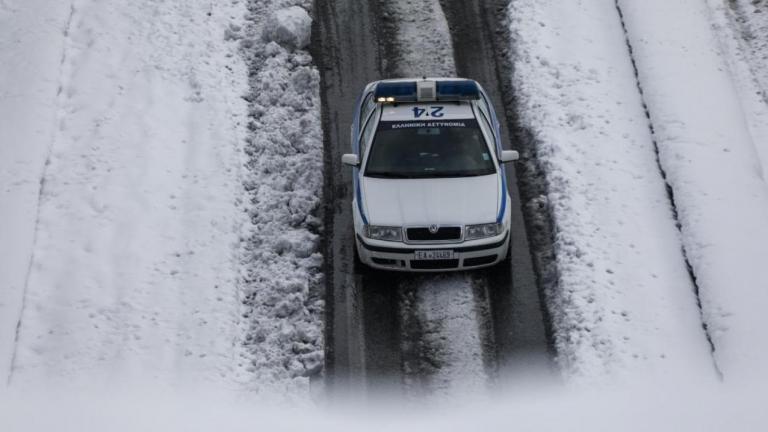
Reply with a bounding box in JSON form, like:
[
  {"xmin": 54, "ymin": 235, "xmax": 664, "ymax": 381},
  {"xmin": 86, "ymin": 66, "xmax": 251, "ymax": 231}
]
[{"xmin": 414, "ymin": 250, "xmax": 455, "ymax": 260}]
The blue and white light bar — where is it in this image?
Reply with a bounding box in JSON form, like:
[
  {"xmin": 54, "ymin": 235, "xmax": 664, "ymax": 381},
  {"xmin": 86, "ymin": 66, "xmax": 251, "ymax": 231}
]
[{"xmin": 374, "ymin": 79, "xmax": 480, "ymax": 103}]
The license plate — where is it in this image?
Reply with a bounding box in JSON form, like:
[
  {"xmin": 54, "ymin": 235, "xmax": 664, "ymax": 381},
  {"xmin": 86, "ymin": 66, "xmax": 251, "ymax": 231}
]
[{"xmin": 414, "ymin": 250, "xmax": 454, "ymax": 260}]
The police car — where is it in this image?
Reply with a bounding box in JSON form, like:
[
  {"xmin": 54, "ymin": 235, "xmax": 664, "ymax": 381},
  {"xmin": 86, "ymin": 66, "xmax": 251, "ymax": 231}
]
[{"xmin": 342, "ymin": 78, "xmax": 519, "ymax": 271}]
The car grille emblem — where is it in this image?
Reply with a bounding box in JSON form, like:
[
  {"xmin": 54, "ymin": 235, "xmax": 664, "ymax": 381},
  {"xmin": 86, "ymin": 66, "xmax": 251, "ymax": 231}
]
[{"xmin": 428, "ymin": 224, "xmax": 439, "ymax": 234}]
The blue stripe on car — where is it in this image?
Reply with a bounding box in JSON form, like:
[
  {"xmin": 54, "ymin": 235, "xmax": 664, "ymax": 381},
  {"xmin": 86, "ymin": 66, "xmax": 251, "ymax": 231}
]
[
  {"xmin": 479, "ymin": 87, "xmax": 508, "ymax": 224},
  {"xmin": 352, "ymin": 88, "xmax": 368, "ymax": 225}
]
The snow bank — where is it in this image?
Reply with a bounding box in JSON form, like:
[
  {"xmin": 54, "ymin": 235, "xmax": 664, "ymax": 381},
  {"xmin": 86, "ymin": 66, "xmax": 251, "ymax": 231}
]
[
  {"xmin": 262, "ymin": 6, "xmax": 312, "ymax": 50},
  {"xmin": 507, "ymin": 0, "xmax": 716, "ymax": 381},
  {"xmin": 7, "ymin": 0, "xmax": 249, "ymax": 390},
  {"xmin": 618, "ymin": 0, "xmax": 768, "ymax": 383},
  {"xmin": 237, "ymin": 0, "xmax": 324, "ymax": 396}
]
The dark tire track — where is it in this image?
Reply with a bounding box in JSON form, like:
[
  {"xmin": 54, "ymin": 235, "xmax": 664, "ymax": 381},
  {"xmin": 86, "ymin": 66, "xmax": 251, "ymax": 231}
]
[{"xmin": 313, "ymin": 0, "xmax": 405, "ymax": 396}]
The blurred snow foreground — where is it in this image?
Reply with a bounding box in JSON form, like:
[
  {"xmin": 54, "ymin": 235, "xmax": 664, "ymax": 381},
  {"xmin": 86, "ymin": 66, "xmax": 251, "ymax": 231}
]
[{"xmin": 1, "ymin": 380, "xmax": 766, "ymax": 432}]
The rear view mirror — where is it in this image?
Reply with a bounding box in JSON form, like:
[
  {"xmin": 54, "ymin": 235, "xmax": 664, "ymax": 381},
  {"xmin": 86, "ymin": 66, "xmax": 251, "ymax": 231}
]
[
  {"xmin": 341, "ymin": 153, "xmax": 360, "ymax": 167},
  {"xmin": 500, "ymin": 150, "xmax": 520, "ymax": 163}
]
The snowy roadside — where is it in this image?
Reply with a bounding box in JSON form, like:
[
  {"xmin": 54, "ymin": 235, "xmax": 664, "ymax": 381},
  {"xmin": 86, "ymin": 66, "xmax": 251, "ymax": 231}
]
[
  {"xmin": 6, "ymin": 0, "xmax": 250, "ymax": 390},
  {"xmin": 617, "ymin": 0, "xmax": 768, "ymax": 383},
  {"xmin": 506, "ymin": 0, "xmax": 715, "ymax": 381},
  {"xmin": 0, "ymin": 0, "xmax": 73, "ymax": 383},
  {"xmin": 715, "ymin": 0, "xmax": 768, "ymax": 171},
  {"xmin": 236, "ymin": 0, "xmax": 325, "ymax": 397}
]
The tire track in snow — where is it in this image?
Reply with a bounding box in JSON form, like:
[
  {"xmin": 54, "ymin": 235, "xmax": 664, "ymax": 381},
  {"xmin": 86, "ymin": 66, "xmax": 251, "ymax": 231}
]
[
  {"xmin": 6, "ymin": 0, "xmax": 77, "ymax": 385},
  {"xmin": 315, "ymin": 0, "xmax": 392, "ymax": 398}
]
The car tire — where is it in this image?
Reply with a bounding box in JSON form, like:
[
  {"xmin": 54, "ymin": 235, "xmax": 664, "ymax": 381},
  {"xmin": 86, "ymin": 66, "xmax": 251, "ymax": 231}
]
[
  {"xmin": 352, "ymin": 238, "xmax": 366, "ymax": 273},
  {"xmin": 498, "ymin": 238, "xmax": 512, "ymax": 268}
]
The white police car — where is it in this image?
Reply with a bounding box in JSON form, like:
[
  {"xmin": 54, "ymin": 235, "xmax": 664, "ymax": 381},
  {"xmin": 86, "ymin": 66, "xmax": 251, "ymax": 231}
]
[{"xmin": 342, "ymin": 78, "xmax": 519, "ymax": 271}]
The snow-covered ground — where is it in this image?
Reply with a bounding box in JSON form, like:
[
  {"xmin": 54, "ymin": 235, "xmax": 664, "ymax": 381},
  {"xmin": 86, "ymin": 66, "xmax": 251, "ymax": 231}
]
[
  {"xmin": 715, "ymin": 0, "xmax": 768, "ymax": 172},
  {"xmin": 2, "ymin": 0, "xmax": 250, "ymax": 389},
  {"xmin": 0, "ymin": 0, "xmax": 325, "ymax": 397},
  {"xmin": 618, "ymin": 0, "xmax": 768, "ymax": 383},
  {"xmin": 507, "ymin": 0, "xmax": 716, "ymax": 382},
  {"xmin": 0, "ymin": 0, "xmax": 73, "ymax": 383}
]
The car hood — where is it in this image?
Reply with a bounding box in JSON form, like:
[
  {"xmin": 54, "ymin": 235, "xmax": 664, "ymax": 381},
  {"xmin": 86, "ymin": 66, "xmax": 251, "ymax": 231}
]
[{"xmin": 361, "ymin": 174, "xmax": 499, "ymax": 226}]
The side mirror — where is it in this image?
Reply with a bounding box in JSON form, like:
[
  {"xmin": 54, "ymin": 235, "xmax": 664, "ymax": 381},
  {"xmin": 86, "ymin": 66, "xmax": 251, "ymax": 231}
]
[
  {"xmin": 341, "ymin": 154, "xmax": 360, "ymax": 167},
  {"xmin": 500, "ymin": 150, "xmax": 520, "ymax": 163}
]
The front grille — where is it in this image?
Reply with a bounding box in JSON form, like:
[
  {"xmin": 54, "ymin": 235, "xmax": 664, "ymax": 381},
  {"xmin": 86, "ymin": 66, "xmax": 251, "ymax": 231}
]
[
  {"xmin": 410, "ymin": 259, "xmax": 460, "ymax": 270},
  {"xmin": 406, "ymin": 226, "xmax": 462, "ymax": 242},
  {"xmin": 463, "ymin": 255, "xmax": 498, "ymax": 267}
]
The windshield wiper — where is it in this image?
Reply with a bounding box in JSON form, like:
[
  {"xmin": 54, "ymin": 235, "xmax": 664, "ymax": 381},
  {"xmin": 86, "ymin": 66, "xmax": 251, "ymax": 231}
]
[
  {"xmin": 425, "ymin": 171, "xmax": 495, "ymax": 178},
  {"xmin": 364, "ymin": 172, "xmax": 418, "ymax": 179}
]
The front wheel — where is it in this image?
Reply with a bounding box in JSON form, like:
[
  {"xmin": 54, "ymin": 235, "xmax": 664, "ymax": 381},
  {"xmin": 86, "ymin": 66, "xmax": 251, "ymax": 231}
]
[
  {"xmin": 497, "ymin": 237, "xmax": 512, "ymax": 268},
  {"xmin": 352, "ymin": 237, "xmax": 367, "ymax": 273}
]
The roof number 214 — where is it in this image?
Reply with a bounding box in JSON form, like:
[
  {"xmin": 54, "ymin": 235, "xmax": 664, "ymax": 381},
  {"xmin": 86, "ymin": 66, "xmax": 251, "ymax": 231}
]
[{"xmin": 412, "ymin": 106, "xmax": 445, "ymax": 119}]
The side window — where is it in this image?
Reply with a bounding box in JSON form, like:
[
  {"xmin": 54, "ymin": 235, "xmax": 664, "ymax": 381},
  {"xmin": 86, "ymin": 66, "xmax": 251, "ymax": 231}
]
[
  {"xmin": 359, "ymin": 108, "xmax": 378, "ymax": 158},
  {"xmin": 359, "ymin": 92, "xmax": 376, "ymax": 128}
]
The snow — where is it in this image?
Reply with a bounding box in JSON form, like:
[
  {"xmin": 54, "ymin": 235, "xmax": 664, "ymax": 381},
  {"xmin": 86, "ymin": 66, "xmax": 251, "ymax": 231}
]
[
  {"xmin": 262, "ymin": 5, "xmax": 312, "ymax": 50},
  {"xmin": 383, "ymin": 0, "xmax": 455, "ymax": 78},
  {"xmin": 507, "ymin": 0, "xmax": 716, "ymax": 381},
  {"xmin": 618, "ymin": 0, "xmax": 768, "ymax": 383},
  {"xmin": 237, "ymin": 0, "xmax": 324, "ymax": 395},
  {"xmin": 0, "ymin": 381, "xmax": 765, "ymax": 431},
  {"xmin": 712, "ymin": 0, "xmax": 768, "ymax": 173},
  {"xmin": 0, "ymin": 0, "xmax": 327, "ymax": 398},
  {"xmin": 3, "ymin": 0, "xmax": 250, "ymax": 390},
  {"xmin": 400, "ymin": 276, "xmax": 490, "ymax": 397},
  {"xmin": 0, "ymin": 0, "xmax": 73, "ymax": 383}
]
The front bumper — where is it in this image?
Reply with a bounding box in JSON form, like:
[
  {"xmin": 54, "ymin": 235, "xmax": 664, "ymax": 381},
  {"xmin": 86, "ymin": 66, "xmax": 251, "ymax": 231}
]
[{"xmin": 355, "ymin": 232, "xmax": 509, "ymax": 272}]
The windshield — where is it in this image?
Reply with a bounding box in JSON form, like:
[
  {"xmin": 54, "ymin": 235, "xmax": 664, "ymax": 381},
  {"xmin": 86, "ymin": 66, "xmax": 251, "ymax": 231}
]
[{"xmin": 364, "ymin": 119, "xmax": 496, "ymax": 179}]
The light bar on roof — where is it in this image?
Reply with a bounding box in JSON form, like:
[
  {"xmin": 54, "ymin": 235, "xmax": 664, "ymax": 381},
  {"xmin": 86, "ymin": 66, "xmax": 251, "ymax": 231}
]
[
  {"xmin": 374, "ymin": 82, "xmax": 418, "ymax": 103},
  {"xmin": 435, "ymin": 80, "xmax": 480, "ymax": 101},
  {"xmin": 374, "ymin": 79, "xmax": 481, "ymax": 103}
]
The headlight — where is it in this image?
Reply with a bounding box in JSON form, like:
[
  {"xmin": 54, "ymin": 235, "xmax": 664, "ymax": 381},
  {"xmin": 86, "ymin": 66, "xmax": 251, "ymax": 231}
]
[
  {"xmin": 365, "ymin": 225, "xmax": 403, "ymax": 242},
  {"xmin": 465, "ymin": 223, "xmax": 503, "ymax": 240}
]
